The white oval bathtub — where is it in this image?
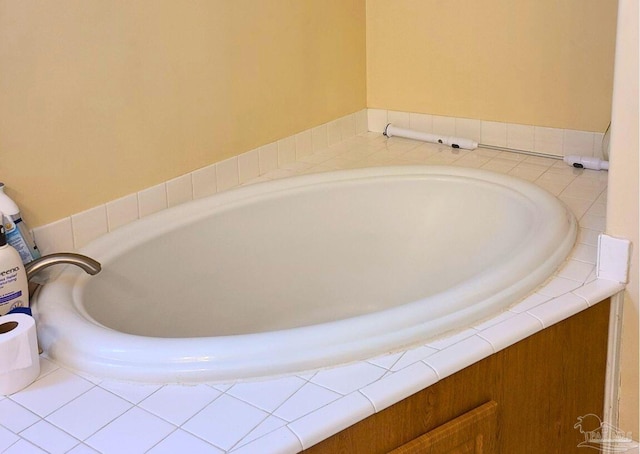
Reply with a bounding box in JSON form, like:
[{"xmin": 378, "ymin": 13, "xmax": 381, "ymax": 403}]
[{"xmin": 33, "ymin": 166, "xmax": 576, "ymax": 383}]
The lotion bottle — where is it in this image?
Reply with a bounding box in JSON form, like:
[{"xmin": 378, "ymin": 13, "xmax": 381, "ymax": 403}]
[
  {"xmin": 0, "ymin": 211, "xmax": 29, "ymax": 316},
  {"xmin": 0, "ymin": 183, "xmax": 40, "ymax": 265}
]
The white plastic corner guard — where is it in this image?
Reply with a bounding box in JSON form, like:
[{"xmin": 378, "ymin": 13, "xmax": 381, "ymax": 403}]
[{"xmin": 597, "ymin": 234, "xmax": 632, "ymax": 283}]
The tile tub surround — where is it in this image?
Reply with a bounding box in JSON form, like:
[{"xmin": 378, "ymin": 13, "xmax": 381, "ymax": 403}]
[
  {"xmin": 33, "ymin": 109, "xmax": 369, "ymax": 253},
  {"xmin": 5, "ymin": 132, "xmax": 624, "ymax": 453},
  {"xmin": 32, "ymin": 109, "xmax": 608, "ymax": 254}
]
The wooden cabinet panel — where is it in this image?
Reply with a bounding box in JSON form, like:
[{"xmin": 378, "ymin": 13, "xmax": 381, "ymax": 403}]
[
  {"xmin": 389, "ymin": 401, "xmax": 497, "ymax": 454},
  {"xmin": 306, "ymin": 300, "xmax": 610, "ymax": 453}
]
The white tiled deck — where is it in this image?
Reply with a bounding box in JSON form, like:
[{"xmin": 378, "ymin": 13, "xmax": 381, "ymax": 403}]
[{"xmin": 1, "ymin": 132, "xmax": 624, "ymax": 454}]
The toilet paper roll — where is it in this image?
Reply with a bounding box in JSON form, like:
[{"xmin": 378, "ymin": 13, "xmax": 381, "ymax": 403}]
[{"xmin": 0, "ymin": 313, "xmax": 40, "ymax": 395}]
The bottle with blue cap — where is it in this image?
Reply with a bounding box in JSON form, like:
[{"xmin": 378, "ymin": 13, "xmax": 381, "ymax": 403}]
[
  {"xmin": 0, "ymin": 183, "xmax": 40, "ymax": 265},
  {"xmin": 0, "ymin": 212, "xmax": 29, "ymax": 316}
]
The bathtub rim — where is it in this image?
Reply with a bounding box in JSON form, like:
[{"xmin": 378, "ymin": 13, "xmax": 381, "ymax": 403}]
[{"xmin": 32, "ymin": 165, "xmax": 578, "ymax": 384}]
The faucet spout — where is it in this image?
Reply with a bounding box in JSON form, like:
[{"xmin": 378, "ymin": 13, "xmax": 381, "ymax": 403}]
[{"xmin": 26, "ymin": 253, "xmax": 101, "ymax": 297}]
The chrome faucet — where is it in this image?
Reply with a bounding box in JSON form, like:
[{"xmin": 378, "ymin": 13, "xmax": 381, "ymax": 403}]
[{"xmin": 25, "ymin": 252, "xmax": 101, "ymax": 297}]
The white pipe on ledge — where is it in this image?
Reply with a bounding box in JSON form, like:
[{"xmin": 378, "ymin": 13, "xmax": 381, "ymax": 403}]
[{"xmin": 383, "ymin": 123, "xmax": 479, "ymax": 150}]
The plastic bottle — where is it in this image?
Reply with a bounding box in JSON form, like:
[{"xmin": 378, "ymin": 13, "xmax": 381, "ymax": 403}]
[
  {"xmin": 0, "ymin": 212, "xmax": 29, "ymax": 316},
  {"xmin": 0, "ymin": 183, "xmax": 40, "ymax": 265}
]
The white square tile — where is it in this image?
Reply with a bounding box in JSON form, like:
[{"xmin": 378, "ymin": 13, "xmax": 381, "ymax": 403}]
[
  {"xmin": 564, "ymin": 130, "xmax": 595, "ymax": 156},
  {"xmin": 340, "ymin": 113, "xmax": 357, "ymax": 140},
  {"xmin": 597, "ymin": 234, "xmax": 632, "ymax": 283},
  {"xmin": 288, "ymin": 392, "xmax": 374, "ymax": 450},
  {"xmin": 572, "ymin": 243, "xmax": 598, "ymax": 264},
  {"xmin": 37, "ymin": 357, "xmax": 59, "ymax": 379},
  {"xmin": 147, "ymin": 429, "xmax": 223, "ymax": 454},
  {"xmin": 139, "ymin": 385, "xmax": 220, "ymax": 426},
  {"xmin": 481, "ymin": 158, "xmax": 517, "ymax": 174},
  {"xmin": 527, "ymin": 293, "xmax": 589, "ymax": 328},
  {"xmin": 559, "ymin": 195, "xmax": 593, "ymax": 218},
  {"xmin": 355, "ymin": 109, "xmax": 368, "ymax": 135},
  {"xmin": 387, "ymin": 111, "xmax": 410, "ymax": 129},
  {"xmin": 557, "ymin": 260, "xmax": 595, "ymax": 283},
  {"xmin": 472, "ymin": 311, "xmax": 516, "ymax": 331},
  {"xmin": 234, "ymin": 415, "xmax": 287, "ymax": 449},
  {"xmin": 11, "ymin": 369, "xmax": 94, "ymax": 417},
  {"xmin": 524, "ymin": 155, "xmax": 561, "ymax": 167},
  {"xmin": 278, "ymin": 161, "xmax": 313, "ymax": 172},
  {"xmin": 365, "ymin": 351, "xmax": 404, "ymax": 370},
  {"xmin": 272, "ymin": 382, "xmax": 340, "ymax": 422},
  {"xmin": 310, "ymin": 362, "xmax": 386, "ymax": 395},
  {"xmin": 182, "ymin": 394, "xmax": 268, "ymax": 451},
  {"xmin": 166, "ymin": 174, "xmax": 193, "ymax": 208},
  {"xmin": 277, "ymin": 137, "xmax": 296, "ymax": 167},
  {"xmin": 534, "ymin": 179, "xmax": 566, "ymax": 196},
  {"xmin": 46, "ymin": 387, "xmax": 132, "ymax": 440},
  {"xmin": 455, "ymin": 118, "xmax": 481, "ymax": 143},
  {"xmin": 477, "ymin": 312, "xmax": 543, "ymax": 352},
  {"xmin": 216, "ymin": 157, "xmax": 239, "ymax": 192},
  {"xmin": 295, "ymin": 130, "xmax": 313, "ymax": 159},
  {"xmin": 33, "ymin": 218, "xmax": 74, "ymax": 254},
  {"xmin": 66, "ymin": 443, "xmax": 100, "ymax": 454},
  {"xmin": 359, "ymin": 362, "xmax": 438, "ymax": 412},
  {"xmin": 71, "ymin": 206, "xmax": 108, "ymax": 249},
  {"xmin": 390, "ymin": 346, "xmax": 439, "ymax": 372},
  {"xmin": 0, "ymin": 426, "xmax": 20, "ymax": 452},
  {"xmin": 475, "ymin": 146, "xmax": 501, "ymax": 158},
  {"xmin": 191, "ymin": 164, "xmax": 218, "ymax": 199},
  {"xmin": 586, "ymin": 202, "xmax": 606, "ymax": 217},
  {"xmin": 536, "ymin": 276, "xmax": 583, "ymax": 297},
  {"xmin": 409, "ymin": 113, "xmax": 432, "ymax": 133},
  {"xmin": 228, "ymin": 376, "xmax": 305, "ymax": 413},
  {"xmin": 535, "ymin": 169, "xmax": 576, "ymax": 187},
  {"xmin": 432, "ymin": 115, "xmax": 456, "ymax": 136},
  {"xmin": 311, "ymin": 125, "xmax": 328, "ymax": 153},
  {"xmin": 3, "ymin": 439, "xmax": 46, "ymax": 454},
  {"xmin": 0, "ymin": 397, "xmax": 40, "ymax": 432},
  {"xmin": 238, "ymin": 149, "xmax": 260, "ymax": 184},
  {"xmin": 592, "ymin": 132, "xmax": 606, "ymax": 159},
  {"xmin": 210, "ymin": 383, "xmax": 234, "ymax": 393},
  {"xmin": 481, "ymin": 121, "xmax": 507, "ymax": 147},
  {"xmin": 425, "ymin": 328, "xmax": 478, "ymax": 350},
  {"xmin": 572, "ymin": 279, "xmax": 625, "ymax": 306},
  {"xmin": 423, "ymin": 336, "xmax": 493, "ymax": 380},
  {"xmin": 561, "ymin": 182, "xmax": 602, "ymax": 201},
  {"xmin": 106, "ymin": 194, "xmax": 139, "ymax": 232},
  {"xmin": 580, "ymin": 214, "xmax": 606, "ymax": 232},
  {"xmin": 86, "ymin": 407, "xmax": 174, "ymax": 454},
  {"xmin": 367, "ymin": 109, "xmax": 388, "ymax": 133},
  {"xmin": 20, "ymin": 420, "xmax": 79, "ymax": 454},
  {"xmin": 509, "ymin": 165, "xmax": 546, "ymax": 182},
  {"xmin": 98, "ymin": 380, "xmax": 160, "ymax": 404},
  {"xmin": 508, "ymin": 293, "xmax": 550, "ymax": 313},
  {"xmin": 138, "ymin": 183, "xmax": 167, "ymax": 218},
  {"xmin": 231, "ymin": 426, "xmax": 302, "ymax": 454},
  {"xmin": 534, "ymin": 126, "xmax": 564, "ymax": 155},
  {"xmin": 326, "ymin": 120, "xmax": 342, "ymax": 146},
  {"xmin": 507, "ymin": 123, "xmax": 535, "ymax": 151},
  {"xmin": 263, "ymin": 168, "xmax": 296, "ymax": 180},
  {"xmin": 258, "ymin": 142, "xmax": 279, "ymax": 175},
  {"xmin": 497, "ymin": 151, "xmax": 526, "ymax": 162}
]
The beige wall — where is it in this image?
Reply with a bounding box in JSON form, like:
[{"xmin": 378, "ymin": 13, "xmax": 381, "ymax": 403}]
[
  {"xmin": 607, "ymin": 0, "xmax": 639, "ymax": 439},
  {"xmin": 0, "ymin": 0, "xmax": 367, "ymax": 226},
  {"xmin": 367, "ymin": 0, "xmax": 618, "ymax": 132}
]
